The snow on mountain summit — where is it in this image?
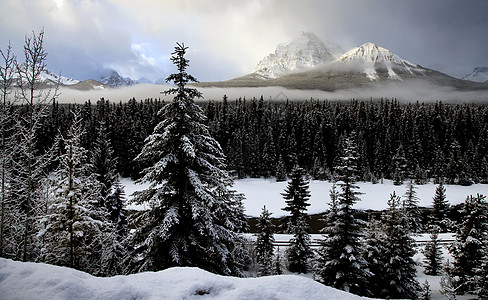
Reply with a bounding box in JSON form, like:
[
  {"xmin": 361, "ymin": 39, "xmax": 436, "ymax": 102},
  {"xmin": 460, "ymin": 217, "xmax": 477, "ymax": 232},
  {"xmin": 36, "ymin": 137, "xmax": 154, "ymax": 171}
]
[
  {"xmin": 100, "ymin": 70, "xmax": 137, "ymax": 87},
  {"xmin": 253, "ymin": 32, "xmax": 338, "ymax": 79},
  {"xmin": 337, "ymin": 42, "xmax": 422, "ymax": 80},
  {"xmin": 40, "ymin": 69, "xmax": 79, "ymax": 85},
  {"xmin": 463, "ymin": 67, "xmax": 488, "ymax": 83}
]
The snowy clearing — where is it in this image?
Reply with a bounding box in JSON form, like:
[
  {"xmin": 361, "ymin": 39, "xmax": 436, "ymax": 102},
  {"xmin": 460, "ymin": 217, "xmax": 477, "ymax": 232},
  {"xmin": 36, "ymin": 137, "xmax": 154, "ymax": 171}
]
[
  {"xmin": 0, "ymin": 258, "xmax": 372, "ymax": 300},
  {"xmin": 123, "ymin": 177, "xmax": 488, "ymax": 217}
]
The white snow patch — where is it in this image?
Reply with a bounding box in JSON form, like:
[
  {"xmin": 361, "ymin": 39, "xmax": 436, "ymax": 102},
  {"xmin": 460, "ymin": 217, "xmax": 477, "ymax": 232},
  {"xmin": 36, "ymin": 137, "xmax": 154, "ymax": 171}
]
[
  {"xmin": 124, "ymin": 177, "xmax": 488, "ymax": 217},
  {"xmin": 233, "ymin": 178, "xmax": 488, "ymax": 217},
  {"xmin": 0, "ymin": 258, "xmax": 373, "ymax": 300}
]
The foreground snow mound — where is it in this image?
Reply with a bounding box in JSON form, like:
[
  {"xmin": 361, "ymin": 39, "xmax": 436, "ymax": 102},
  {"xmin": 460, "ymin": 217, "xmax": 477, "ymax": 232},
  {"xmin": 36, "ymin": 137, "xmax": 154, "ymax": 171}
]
[{"xmin": 0, "ymin": 258, "xmax": 372, "ymax": 300}]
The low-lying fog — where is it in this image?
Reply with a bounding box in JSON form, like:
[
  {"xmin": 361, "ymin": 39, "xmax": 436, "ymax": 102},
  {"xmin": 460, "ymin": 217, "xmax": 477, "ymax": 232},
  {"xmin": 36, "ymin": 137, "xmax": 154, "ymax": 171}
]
[{"xmin": 55, "ymin": 81, "xmax": 488, "ymax": 104}]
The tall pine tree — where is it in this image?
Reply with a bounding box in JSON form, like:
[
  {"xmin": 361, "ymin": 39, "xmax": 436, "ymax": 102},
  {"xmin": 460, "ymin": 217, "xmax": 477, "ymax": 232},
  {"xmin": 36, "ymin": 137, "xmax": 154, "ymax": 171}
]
[
  {"xmin": 430, "ymin": 182, "xmax": 451, "ymax": 232},
  {"xmin": 450, "ymin": 194, "xmax": 488, "ymax": 294},
  {"xmin": 127, "ymin": 43, "xmax": 249, "ymax": 276},
  {"xmin": 316, "ymin": 132, "xmax": 371, "ymax": 296},
  {"xmin": 379, "ymin": 192, "xmax": 420, "ymax": 299},
  {"xmin": 281, "ymin": 165, "xmax": 311, "ymax": 233},
  {"xmin": 422, "ymin": 226, "xmax": 443, "ymax": 276},
  {"xmin": 402, "ymin": 181, "xmax": 422, "ymax": 233},
  {"xmin": 280, "ymin": 165, "xmax": 312, "ymax": 273},
  {"xmin": 255, "ymin": 205, "xmax": 275, "ymax": 276}
]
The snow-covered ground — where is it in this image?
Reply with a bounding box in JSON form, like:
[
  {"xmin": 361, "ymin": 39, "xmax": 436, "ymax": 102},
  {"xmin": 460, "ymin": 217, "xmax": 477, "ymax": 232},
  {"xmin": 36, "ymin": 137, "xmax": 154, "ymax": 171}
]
[
  {"xmin": 0, "ymin": 258, "xmax": 372, "ymax": 300},
  {"xmin": 2, "ymin": 179, "xmax": 482, "ymax": 299},
  {"xmin": 123, "ymin": 177, "xmax": 488, "ymax": 217}
]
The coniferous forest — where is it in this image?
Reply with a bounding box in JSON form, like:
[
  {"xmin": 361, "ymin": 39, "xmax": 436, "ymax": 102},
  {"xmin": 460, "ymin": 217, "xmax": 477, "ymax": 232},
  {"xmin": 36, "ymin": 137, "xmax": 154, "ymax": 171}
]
[
  {"xmin": 3, "ymin": 32, "xmax": 488, "ymax": 299},
  {"xmin": 26, "ymin": 96, "xmax": 488, "ymax": 186}
]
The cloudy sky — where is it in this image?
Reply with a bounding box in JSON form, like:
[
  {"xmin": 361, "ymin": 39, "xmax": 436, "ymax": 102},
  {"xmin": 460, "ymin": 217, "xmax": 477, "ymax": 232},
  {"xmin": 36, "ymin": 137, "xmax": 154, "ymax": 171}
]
[{"xmin": 0, "ymin": 0, "xmax": 487, "ymax": 82}]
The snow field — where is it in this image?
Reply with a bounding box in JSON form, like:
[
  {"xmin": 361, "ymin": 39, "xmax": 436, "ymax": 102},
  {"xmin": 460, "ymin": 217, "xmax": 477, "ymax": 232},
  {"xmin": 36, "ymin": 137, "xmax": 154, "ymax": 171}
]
[{"xmin": 123, "ymin": 177, "xmax": 488, "ymax": 217}]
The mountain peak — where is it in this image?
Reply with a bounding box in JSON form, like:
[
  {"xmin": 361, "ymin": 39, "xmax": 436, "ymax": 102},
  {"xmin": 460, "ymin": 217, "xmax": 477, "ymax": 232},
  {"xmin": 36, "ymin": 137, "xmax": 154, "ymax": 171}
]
[
  {"xmin": 253, "ymin": 32, "xmax": 336, "ymax": 79},
  {"xmin": 338, "ymin": 42, "xmax": 422, "ymax": 80},
  {"xmin": 100, "ymin": 70, "xmax": 137, "ymax": 87},
  {"xmin": 463, "ymin": 67, "xmax": 488, "ymax": 83}
]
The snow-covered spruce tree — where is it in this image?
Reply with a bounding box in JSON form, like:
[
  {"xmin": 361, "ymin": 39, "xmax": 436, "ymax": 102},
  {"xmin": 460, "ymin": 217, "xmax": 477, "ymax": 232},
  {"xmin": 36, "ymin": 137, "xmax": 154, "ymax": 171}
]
[
  {"xmin": 429, "ymin": 182, "xmax": 451, "ymax": 232},
  {"xmin": 91, "ymin": 121, "xmax": 118, "ymax": 205},
  {"xmin": 285, "ymin": 214, "xmax": 313, "ymax": 274},
  {"xmin": 422, "ymin": 226, "xmax": 443, "ymax": 276},
  {"xmin": 440, "ymin": 270, "xmax": 458, "ymax": 300},
  {"xmin": 316, "ymin": 132, "xmax": 371, "ymax": 296},
  {"xmin": 379, "ymin": 192, "xmax": 420, "ymax": 299},
  {"xmin": 274, "ymin": 247, "xmax": 283, "ymax": 275},
  {"xmin": 362, "ymin": 215, "xmax": 388, "ymax": 297},
  {"xmin": 39, "ymin": 109, "xmax": 117, "ymax": 275},
  {"xmin": 127, "ymin": 43, "xmax": 249, "ymax": 276},
  {"xmin": 402, "ymin": 181, "xmax": 422, "ymax": 233},
  {"xmin": 420, "ymin": 280, "xmax": 432, "ymax": 300},
  {"xmin": 450, "ymin": 194, "xmax": 488, "ymax": 294},
  {"xmin": 255, "ymin": 205, "xmax": 275, "ymax": 276},
  {"xmin": 281, "ymin": 165, "xmax": 311, "ymax": 234},
  {"xmin": 477, "ymin": 254, "xmax": 488, "ymax": 299},
  {"xmin": 280, "ymin": 165, "xmax": 312, "ymax": 273}
]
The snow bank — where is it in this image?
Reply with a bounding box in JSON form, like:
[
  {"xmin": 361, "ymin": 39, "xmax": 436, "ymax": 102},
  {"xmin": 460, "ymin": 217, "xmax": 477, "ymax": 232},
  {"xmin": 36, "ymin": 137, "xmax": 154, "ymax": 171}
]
[
  {"xmin": 124, "ymin": 177, "xmax": 488, "ymax": 217},
  {"xmin": 234, "ymin": 178, "xmax": 488, "ymax": 217},
  {"xmin": 0, "ymin": 258, "xmax": 373, "ymax": 300}
]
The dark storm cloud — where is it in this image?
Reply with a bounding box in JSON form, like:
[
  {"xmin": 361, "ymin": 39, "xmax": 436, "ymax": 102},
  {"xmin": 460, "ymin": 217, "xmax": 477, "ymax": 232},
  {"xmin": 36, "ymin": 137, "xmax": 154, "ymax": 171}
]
[{"xmin": 0, "ymin": 0, "xmax": 486, "ymax": 81}]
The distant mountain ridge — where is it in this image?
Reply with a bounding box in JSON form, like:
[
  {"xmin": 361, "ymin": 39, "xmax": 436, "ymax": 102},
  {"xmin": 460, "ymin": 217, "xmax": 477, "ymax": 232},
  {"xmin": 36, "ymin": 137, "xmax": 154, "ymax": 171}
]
[{"xmin": 195, "ymin": 34, "xmax": 488, "ymax": 91}]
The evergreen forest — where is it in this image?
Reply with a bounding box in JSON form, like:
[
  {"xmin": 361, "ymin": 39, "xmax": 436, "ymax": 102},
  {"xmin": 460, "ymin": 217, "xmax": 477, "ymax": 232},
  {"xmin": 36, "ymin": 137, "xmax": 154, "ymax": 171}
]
[{"xmin": 31, "ymin": 96, "xmax": 488, "ymax": 186}]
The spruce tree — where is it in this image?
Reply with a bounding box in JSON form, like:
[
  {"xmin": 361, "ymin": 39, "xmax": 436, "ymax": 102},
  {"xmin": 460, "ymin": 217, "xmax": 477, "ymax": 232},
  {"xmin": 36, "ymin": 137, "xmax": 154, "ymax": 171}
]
[
  {"xmin": 281, "ymin": 165, "xmax": 311, "ymax": 234},
  {"xmin": 255, "ymin": 205, "xmax": 275, "ymax": 276},
  {"xmin": 105, "ymin": 176, "xmax": 127, "ymax": 235},
  {"xmin": 430, "ymin": 182, "xmax": 451, "ymax": 232},
  {"xmin": 477, "ymin": 254, "xmax": 488, "ymax": 299},
  {"xmin": 280, "ymin": 165, "xmax": 312, "ymax": 273},
  {"xmin": 363, "ymin": 216, "xmax": 388, "ymax": 297},
  {"xmin": 402, "ymin": 181, "xmax": 422, "ymax": 233},
  {"xmin": 420, "ymin": 280, "xmax": 432, "ymax": 300},
  {"xmin": 380, "ymin": 192, "xmax": 420, "ymax": 299},
  {"xmin": 422, "ymin": 226, "xmax": 443, "ymax": 275},
  {"xmin": 127, "ymin": 43, "xmax": 249, "ymax": 276},
  {"xmin": 450, "ymin": 194, "xmax": 488, "ymax": 293},
  {"xmin": 286, "ymin": 214, "xmax": 312, "ymax": 273},
  {"xmin": 91, "ymin": 121, "xmax": 118, "ymax": 205},
  {"xmin": 316, "ymin": 132, "xmax": 371, "ymax": 296}
]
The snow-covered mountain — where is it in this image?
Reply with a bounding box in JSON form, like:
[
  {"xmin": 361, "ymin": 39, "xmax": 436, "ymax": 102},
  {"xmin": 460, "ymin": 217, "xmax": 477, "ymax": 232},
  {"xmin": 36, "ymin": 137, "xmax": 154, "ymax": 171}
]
[
  {"xmin": 100, "ymin": 70, "xmax": 137, "ymax": 88},
  {"xmin": 253, "ymin": 32, "xmax": 339, "ymax": 79},
  {"xmin": 40, "ymin": 69, "xmax": 79, "ymax": 85},
  {"xmin": 12, "ymin": 68, "xmax": 80, "ymax": 88},
  {"xmin": 192, "ymin": 34, "xmax": 488, "ymax": 92},
  {"xmin": 336, "ymin": 42, "xmax": 425, "ymax": 80},
  {"xmin": 463, "ymin": 67, "xmax": 488, "ymax": 83}
]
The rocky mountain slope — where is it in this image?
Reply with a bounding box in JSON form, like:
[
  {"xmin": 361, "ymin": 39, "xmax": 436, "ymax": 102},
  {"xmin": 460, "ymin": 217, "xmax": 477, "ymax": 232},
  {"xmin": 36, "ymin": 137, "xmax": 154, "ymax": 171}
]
[
  {"xmin": 253, "ymin": 32, "xmax": 338, "ymax": 79},
  {"xmin": 463, "ymin": 67, "xmax": 488, "ymax": 83},
  {"xmin": 100, "ymin": 70, "xmax": 137, "ymax": 88},
  {"xmin": 196, "ymin": 35, "xmax": 488, "ymax": 92}
]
